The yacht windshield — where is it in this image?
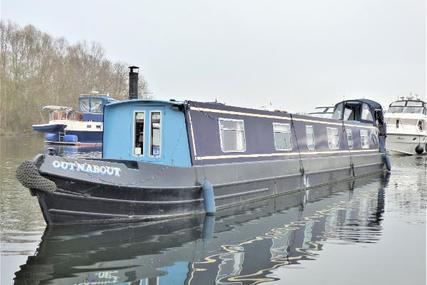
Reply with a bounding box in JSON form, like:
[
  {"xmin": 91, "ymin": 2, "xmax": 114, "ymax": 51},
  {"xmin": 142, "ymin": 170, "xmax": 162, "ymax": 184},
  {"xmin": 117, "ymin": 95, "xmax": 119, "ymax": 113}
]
[
  {"xmin": 90, "ymin": 98, "xmax": 103, "ymax": 113},
  {"xmin": 79, "ymin": 97, "xmax": 104, "ymax": 113},
  {"xmin": 403, "ymin": 106, "xmax": 424, "ymax": 114},
  {"xmin": 387, "ymin": 100, "xmax": 426, "ymax": 114},
  {"xmin": 79, "ymin": 98, "xmax": 90, "ymax": 112},
  {"xmin": 388, "ymin": 106, "xmax": 424, "ymax": 114}
]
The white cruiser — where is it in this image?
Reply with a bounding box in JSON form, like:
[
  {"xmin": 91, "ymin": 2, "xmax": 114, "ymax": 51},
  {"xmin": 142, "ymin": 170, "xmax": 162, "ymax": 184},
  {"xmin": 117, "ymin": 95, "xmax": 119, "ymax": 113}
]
[{"xmin": 384, "ymin": 97, "xmax": 427, "ymax": 155}]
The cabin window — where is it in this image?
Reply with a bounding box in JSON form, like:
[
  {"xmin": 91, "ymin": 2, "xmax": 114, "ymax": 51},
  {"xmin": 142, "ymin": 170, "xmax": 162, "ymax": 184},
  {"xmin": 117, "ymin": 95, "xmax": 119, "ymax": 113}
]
[
  {"xmin": 219, "ymin": 118, "xmax": 246, "ymax": 152},
  {"xmin": 79, "ymin": 98, "xmax": 90, "ymax": 112},
  {"xmin": 346, "ymin": 129, "xmax": 354, "ymax": 149},
  {"xmin": 360, "ymin": 129, "xmax": 370, "ymax": 149},
  {"xmin": 327, "ymin": 127, "xmax": 340, "ymax": 150},
  {"xmin": 418, "ymin": 120, "xmax": 424, "ymax": 131},
  {"xmin": 273, "ymin": 123, "xmax": 293, "ymax": 151},
  {"xmin": 361, "ymin": 103, "xmax": 373, "ymax": 122},
  {"xmin": 150, "ymin": 111, "xmax": 162, "ymax": 157},
  {"xmin": 90, "ymin": 98, "xmax": 103, "ymax": 113},
  {"xmin": 305, "ymin": 125, "xmax": 315, "ymax": 151},
  {"xmin": 332, "ymin": 103, "xmax": 344, "ymax": 120},
  {"xmin": 133, "ymin": 112, "xmax": 145, "ymax": 156},
  {"xmin": 343, "ymin": 107, "xmax": 355, "ymax": 121}
]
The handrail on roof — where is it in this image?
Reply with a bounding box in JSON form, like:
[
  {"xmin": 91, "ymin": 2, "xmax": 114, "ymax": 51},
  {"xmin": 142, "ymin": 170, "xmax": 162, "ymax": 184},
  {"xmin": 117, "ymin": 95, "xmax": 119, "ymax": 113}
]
[{"xmin": 42, "ymin": 105, "xmax": 73, "ymax": 112}]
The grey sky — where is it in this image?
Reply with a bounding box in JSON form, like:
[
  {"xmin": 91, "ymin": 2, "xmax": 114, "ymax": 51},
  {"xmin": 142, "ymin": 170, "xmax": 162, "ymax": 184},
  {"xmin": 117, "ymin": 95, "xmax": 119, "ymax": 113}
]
[{"xmin": 2, "ymin": 0, "xmax": 425, "ymax": 112}]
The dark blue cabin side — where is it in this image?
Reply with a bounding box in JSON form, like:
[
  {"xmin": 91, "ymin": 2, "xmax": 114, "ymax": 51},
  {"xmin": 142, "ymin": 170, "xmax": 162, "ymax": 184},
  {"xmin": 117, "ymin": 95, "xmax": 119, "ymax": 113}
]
[
  {"xmin": 102, "ymin": 100, "xmax": 192, "ymax": 167},
  {"xmin": 185, "ymin": 101, "xmax": 380, "ymax": 166}
]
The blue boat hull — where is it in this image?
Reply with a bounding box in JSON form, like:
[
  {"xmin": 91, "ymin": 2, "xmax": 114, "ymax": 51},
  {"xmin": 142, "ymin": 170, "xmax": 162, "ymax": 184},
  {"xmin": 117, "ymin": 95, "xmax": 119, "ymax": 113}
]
[
  {"xmin": 65, "ymin": 131, "xmax": 103, "ymax": 143},
  {"xmin": 33, "ymin": 124, "xmax": 66, "ymax": 133},
  {"xmin": 43, "ymin": 131, "xmax": 103, "ymax": 144}
]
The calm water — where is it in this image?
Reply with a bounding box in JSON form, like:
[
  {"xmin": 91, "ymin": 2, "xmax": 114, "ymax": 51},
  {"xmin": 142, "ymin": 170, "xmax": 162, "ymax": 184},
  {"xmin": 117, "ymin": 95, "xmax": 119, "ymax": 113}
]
[{"xmin": 0, "ymin": 136, "xmax": 426, "ymax": 285}]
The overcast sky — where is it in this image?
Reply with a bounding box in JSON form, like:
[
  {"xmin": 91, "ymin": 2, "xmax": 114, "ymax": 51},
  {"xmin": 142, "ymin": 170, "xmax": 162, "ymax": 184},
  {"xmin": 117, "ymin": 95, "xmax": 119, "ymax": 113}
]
[{"xmin": 2, "ymin": 0, "xmax": 425, "ymax": 112}]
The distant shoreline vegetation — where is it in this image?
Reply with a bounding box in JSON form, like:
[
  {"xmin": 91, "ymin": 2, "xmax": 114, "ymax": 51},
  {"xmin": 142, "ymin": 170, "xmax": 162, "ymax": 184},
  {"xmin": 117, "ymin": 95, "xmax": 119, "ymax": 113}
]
[{"xmin": 0, "ymin": 21, "xmax": 148, "ymax": 136}]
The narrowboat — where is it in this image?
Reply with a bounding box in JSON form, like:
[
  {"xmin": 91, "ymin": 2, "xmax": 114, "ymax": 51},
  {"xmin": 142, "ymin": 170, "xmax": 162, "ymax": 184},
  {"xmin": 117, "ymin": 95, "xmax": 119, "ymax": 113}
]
[
  {"xmin": 17, "ymin": 67, "xmax": 390, "ymax": 225},
  {"xmin": 15, "ymin": 173, "xmax": 387, "ymax": 285},
  {"xmin": 32, "ymin": 93, "xmax": 117, "ymax": 145},
  {"xmin": 384, "ymin": 97, "xmax": 427, "ymax": 155}
]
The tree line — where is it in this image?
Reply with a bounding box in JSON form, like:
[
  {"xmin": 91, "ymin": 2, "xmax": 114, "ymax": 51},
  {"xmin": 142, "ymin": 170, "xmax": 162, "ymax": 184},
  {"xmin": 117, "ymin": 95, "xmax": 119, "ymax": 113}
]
[{"xmin": 0, "ymin": 21, "xmax": 147, "ymax": 135}]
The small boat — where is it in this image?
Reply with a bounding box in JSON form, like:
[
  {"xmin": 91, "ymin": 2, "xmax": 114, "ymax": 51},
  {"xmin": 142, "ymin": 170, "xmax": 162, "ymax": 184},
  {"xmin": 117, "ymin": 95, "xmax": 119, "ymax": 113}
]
[
  {"xmin": 32, "ymin": 93, "xmax": 117, "ymax": 145},
  {"xmin": 17, "ymin": 66, "xmax": 390, "ymax": 225},
  {"xmin": 309, "ymin": 106, "xmax": 334, "ymax": 119},
  {"xmin": 384, "ymin": 96, "xmax": 427, "ymax": 155}
]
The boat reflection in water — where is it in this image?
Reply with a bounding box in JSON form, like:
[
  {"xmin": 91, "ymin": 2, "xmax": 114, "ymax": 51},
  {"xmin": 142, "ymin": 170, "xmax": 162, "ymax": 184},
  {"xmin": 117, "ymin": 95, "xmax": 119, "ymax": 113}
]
[{"xmin": 14, "ymin": 173, "xmax": 388, "ymax": 285}]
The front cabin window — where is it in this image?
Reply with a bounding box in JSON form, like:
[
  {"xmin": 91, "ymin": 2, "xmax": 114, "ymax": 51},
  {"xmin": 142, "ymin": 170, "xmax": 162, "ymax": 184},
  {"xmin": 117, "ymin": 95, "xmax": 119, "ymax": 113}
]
[
  {"xmin": 79, "ymin": 98, "xmax": 90, "ymax": 112},
  {"xmin": 346, "ymin": 129, "xmax": 354, "ymax": 149},
  {"xmin": 327, "ymin": 127, "xmax": 340, "ymax": 150},
  {"xmin": 150, "ymin": 111, "xmax": 162, "ymax": 157},
  {"xmin": 273, "ymin": 123, "xmax": 293, "ymax": 151},
  {"xmin": 361, "ymin": 103, "xmax": 373, "ymax": 122},
  {"xmin": 305, "ymin": 125, "xmax": 315, "ymax": 151},
  {"xmin": 388, "ymin": 100, "xmax": 426, "ymax": 114},
  {"xmin": 332, "ymin": 103, "xmax": 344, "ymax": 120},
  {"xmin": 360, "ymin": 129, "xmax": 370, "ymax": 149},
  {"xmin": 134, "ymin": 112, "xmax": 145, "ymax": 156},
  {"xmin": 219, "ymin": 118, "xmax": 246, "ymax": 152},
  {"xmin": 90, "ymin": 98, "xmax": 104, "ymax": 113}
]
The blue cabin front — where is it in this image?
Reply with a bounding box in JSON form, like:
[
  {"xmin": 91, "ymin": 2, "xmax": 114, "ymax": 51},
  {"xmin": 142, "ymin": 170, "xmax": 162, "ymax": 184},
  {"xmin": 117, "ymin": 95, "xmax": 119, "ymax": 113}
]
[{"xmin": 102, "ymin": 100, "xmax": 192, "ymax": 167}]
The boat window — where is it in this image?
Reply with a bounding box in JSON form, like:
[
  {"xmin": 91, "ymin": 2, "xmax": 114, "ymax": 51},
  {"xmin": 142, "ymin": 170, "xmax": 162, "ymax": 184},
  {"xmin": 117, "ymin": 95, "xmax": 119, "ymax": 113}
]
[
  {"xmin": 407, "ymin": 101, "xmax": 423, "ymax": 107},
  {"xmin": 327, "ymin": 127, "xmax": 340, "ymax": 150},
  {"xmin": 390, "ymin": 101, "xmax": 406, "ymax": 107},
  {"xmin": 134, "ymin": 112, "xmax": 145, "ymax": 156},
  {"xmin": 332, "ymin": 103, "xmax": 344, "ymax": 120},
  {"xmin": 361, "ymin": 103, "xmax": 373, "ymax": 122},
  {"xmin": 150, "ymin": 112, "xmax": 162, "ymax": 157},
  {"xmin": 360, "ymin": 129, "xmax": 370, "ymax": 149},
  {"xmin": 403, "ymin": 106, "xmax": 424, "ymax": 114},
  {"xmin": 79, "ymin": 98, "xmax": 90, "ymax": 112},
  {"xmin": 418, "ymin": 120, "xmax": 424, "ymax": 131},
  {"xmin": 343, "ymin": 107, "xmax": 356, "ymax": 121},
  {"xmin": 346, "ymin": 129, "xmax": 353, "ymax": 149},
  {"xmin": 305, "ymin": 125, "xmax": 315, "ymax": 151},
  {"xmin": 219, "ymin": 118, "xmax": 246, "ymax": 152},
  {"xmin": 273, "ymin": 123, "xmax": 293, "ymax": 151},
  {"xmin": 387, "ymin": 106, "xmax": 404, "ymax": 113},
  {"xmin": 90, "ymin": 98, "xmax": 103, "ymax": 113},
  {"xmin": 388, "ymin": 101, "xmax": 425, "ymax": 114}
]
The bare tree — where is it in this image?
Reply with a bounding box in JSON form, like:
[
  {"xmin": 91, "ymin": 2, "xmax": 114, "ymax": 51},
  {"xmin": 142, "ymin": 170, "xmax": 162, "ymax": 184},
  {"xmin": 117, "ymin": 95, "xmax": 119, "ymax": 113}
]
[{"xmin": 0, "ymin": 21, "xmax": 148, "ymax": 135}]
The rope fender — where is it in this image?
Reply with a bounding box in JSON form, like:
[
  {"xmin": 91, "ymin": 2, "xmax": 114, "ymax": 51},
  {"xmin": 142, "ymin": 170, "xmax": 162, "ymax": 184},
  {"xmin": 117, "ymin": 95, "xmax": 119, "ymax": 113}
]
[{"xmin": 16, "ymin": 161, "xmax": 57, "ymax": 193}]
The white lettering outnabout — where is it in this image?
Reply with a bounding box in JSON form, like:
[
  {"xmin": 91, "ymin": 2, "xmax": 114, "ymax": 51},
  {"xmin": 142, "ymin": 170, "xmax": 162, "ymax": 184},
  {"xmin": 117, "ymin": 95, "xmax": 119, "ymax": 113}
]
[{"xmin": 52, "ymin": 160, "xmax": 121, "ymax": 177}]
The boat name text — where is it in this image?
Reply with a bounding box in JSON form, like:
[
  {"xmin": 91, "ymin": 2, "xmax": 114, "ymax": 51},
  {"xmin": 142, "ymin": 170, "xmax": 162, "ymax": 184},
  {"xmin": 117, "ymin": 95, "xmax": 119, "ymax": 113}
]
[{"xmin": 52, "ymin": 160, "xmax": 121, "ymax": 176}]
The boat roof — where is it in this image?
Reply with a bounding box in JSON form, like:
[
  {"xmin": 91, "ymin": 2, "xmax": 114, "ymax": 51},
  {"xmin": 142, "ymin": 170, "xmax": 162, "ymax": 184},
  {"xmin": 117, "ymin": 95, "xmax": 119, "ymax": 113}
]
[
  {"xmin": 105, "ymin": 99, "xmax": 185, "ymax": 108},
  {"xmin": 105, "ymin": 98, "xmax": 384, "ymax": 116},
  {"xmin": 335, "ymin": 99, "xmax": 383, "ymax": 111},
  {"xmin": 79, "ymin": 94, "xmax": 116, "ymax": 100}
]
